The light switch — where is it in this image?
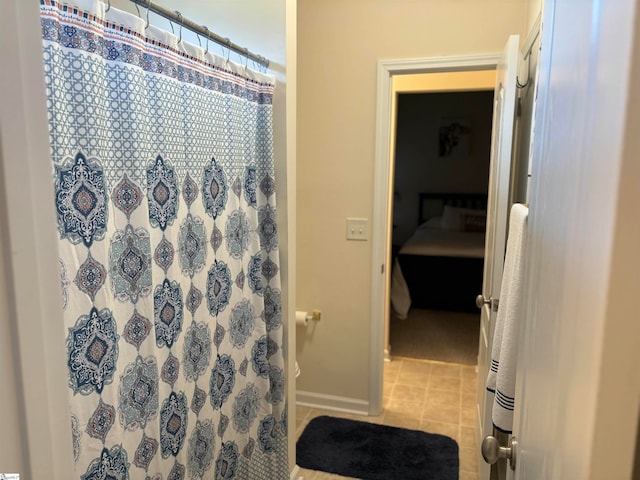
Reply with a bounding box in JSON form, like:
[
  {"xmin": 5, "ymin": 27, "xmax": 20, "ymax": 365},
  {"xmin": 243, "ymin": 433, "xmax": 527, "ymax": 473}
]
[{"xmin": 346, "ymin": 218, "xmax": 368, "ymax": 241}]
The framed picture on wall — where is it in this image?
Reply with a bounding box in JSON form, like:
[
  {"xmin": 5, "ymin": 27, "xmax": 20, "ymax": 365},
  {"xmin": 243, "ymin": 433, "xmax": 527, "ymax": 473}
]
[{"xmin": 438, "ymin": 118, "xmax": 471, "ymax": 157}]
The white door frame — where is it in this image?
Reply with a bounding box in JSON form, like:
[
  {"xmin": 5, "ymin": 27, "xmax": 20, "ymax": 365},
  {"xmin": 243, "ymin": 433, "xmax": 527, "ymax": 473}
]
[{"xmin": 370, "ymin": 54, "xmax": 501, "ymax": 415}]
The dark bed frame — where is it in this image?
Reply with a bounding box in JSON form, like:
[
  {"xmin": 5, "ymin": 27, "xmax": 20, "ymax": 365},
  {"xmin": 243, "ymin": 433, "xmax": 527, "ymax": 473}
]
[{"xmin": 397, "ymin": 192, "xmax": 487, "ymax": 313}]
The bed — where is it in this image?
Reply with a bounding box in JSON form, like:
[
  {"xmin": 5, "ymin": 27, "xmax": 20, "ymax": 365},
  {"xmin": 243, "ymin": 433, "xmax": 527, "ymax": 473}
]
[{"xmin": 391, "ymin": 193, "xmax": 487, "ymax": 317}]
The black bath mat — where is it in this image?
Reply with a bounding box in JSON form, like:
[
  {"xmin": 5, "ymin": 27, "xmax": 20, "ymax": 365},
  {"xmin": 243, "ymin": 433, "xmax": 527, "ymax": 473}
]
[{"xmin": 296, "ymin": 415, "xmax": 459, "ymax": 480}]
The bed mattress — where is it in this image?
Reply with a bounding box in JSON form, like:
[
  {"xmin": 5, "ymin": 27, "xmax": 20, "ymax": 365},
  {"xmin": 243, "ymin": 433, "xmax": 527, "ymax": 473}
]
[{"xmin": 398, "ymin": 227, "xmax": 485, "ymax": 258}]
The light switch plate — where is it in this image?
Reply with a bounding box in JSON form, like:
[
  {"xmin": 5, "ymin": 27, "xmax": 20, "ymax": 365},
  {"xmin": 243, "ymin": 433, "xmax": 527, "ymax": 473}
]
[{"xmin": 346, "ymin": 218, "xmax": 368, "ymax": 241}]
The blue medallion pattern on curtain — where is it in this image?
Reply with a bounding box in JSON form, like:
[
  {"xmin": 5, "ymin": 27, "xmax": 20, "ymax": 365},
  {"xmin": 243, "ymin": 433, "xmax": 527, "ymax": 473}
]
[{"xmin": 41, "ymin": 1, "xmax": 287, "ymax": 478}]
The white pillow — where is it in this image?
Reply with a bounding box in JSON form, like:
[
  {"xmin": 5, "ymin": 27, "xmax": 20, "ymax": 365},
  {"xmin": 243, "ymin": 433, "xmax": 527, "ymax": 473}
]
[
  {"xmin": 441, "ymin": 205, "xmax": 486, "ymax": 231},
  {"xmin": 417, "ymin": 216, "xmax": 442, "ymax": 229}
]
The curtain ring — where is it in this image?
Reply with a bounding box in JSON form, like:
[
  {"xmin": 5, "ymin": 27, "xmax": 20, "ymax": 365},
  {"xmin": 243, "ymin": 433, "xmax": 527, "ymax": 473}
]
[
  {"xmin": 145, "ymin": 0, "xmax": 151, "ymax": 29},
  {"xmin": 105, "ymin": 0, "xmax": 111, "ymax": 13},
  {"xmin": 226, "ymin": 38, "xmax": 231, "ymax": 62},
  {"xmin": 244, "ymin": 48, "xmax": 249, "ymax": 68},
  {"xmin": 203, "ymin": 26, "xmax": 209, "ymax": 54},
  {"xmin": 175, "ymin": 11, "xmax": 183, "ymax": 43}
]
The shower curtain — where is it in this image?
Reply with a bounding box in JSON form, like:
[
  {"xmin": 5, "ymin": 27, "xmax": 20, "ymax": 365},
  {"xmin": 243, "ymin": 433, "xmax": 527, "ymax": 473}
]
[{"xmin": 40, "ymin": 1, "xmax": 287, "ymax": 478}]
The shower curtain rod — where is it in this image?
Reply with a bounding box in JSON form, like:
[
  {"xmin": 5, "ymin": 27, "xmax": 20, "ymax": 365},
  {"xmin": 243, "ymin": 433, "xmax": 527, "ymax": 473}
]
[{"xmin": 125, "ymin": 0, "xmax": 270, "ymax": 69}]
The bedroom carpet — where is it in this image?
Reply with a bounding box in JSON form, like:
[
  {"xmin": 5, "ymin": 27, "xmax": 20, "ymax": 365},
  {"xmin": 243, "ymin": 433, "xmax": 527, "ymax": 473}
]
[
  {"xmin": 296, "ymin": 415, "xmax": 459, "ymax": 480},
  {"xmin": 390, "ymin": 308, "xmax": 480, "ymax": 365}
]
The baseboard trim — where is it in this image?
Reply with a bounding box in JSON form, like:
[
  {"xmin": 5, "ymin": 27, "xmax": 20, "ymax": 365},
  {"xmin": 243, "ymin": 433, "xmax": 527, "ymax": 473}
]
[
  {"xmin": 296, "ymin": 390, "xmax": 369, "ymax": 416},
  {"xmin": 290, "ymin": 464, "xmax": 302, "ymax": 480}
]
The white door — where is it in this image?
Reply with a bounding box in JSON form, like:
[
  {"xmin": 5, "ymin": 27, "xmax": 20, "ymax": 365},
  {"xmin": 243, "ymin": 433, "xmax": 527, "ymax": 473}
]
[
  {"xmin": 508, "ymin": 0, "xmax": 640, "ymax": 478},
  {"xmin": 475, "ymin": 34, "xmax": 520, "ymax": 480}
]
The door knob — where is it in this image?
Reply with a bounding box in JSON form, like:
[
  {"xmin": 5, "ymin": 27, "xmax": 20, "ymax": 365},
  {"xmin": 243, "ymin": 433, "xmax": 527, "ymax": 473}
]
[
  {"xmin": 475, "ymin": 294, "xmax": 490, "ymax": 309},
  {"xmin": 481, "ymin": 435, "xmax": 517, "ymax": 470}
]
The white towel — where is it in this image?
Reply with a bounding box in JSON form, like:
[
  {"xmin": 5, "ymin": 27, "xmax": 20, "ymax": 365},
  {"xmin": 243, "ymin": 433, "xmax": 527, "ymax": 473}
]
[{"xmin": 486, "ymin": 203, "xmax": 528, "ymax": 433}]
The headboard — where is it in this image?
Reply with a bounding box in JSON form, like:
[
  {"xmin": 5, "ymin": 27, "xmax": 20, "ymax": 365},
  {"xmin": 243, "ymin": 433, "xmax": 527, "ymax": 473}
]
[{"xmin": 418, "ymin": 192, "xmax": 488, "ymax": 225}]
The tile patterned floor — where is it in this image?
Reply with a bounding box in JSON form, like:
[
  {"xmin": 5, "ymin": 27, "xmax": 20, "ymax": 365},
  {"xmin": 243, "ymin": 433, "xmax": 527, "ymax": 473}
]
[{"xmin": 295, "ymin": 358, "xmax": 480, "ymax": 480}]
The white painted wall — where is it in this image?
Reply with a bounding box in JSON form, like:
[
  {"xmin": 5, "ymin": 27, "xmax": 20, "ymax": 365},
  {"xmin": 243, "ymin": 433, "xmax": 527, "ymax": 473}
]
[
  {"xmin": 296, "ymin": 0, "xmax": 528, "ymax": 406},
  {"xmin": 394, "ymin": 70, "xmax": 496, "ymax": 94},
  {"xmin": 524, "ymin": 0, "xmax": 543, "ymax": 36},
  {"xmin": 0, "ymin": 1, "xmax": 75, "ymax": 477},
  {"xmin": 0, "ymin": 182, "xmax": 29, "ymax": 474}
]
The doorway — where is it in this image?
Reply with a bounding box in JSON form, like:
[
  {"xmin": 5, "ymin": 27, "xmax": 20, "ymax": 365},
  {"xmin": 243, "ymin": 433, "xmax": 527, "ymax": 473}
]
[
  {"xmin": 369, "ymin": 55, "xmax": 500, "ymax": 416},
  {"xmin": 389, "ymin": 89, "xmax": 494, "ymax": 365}
]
